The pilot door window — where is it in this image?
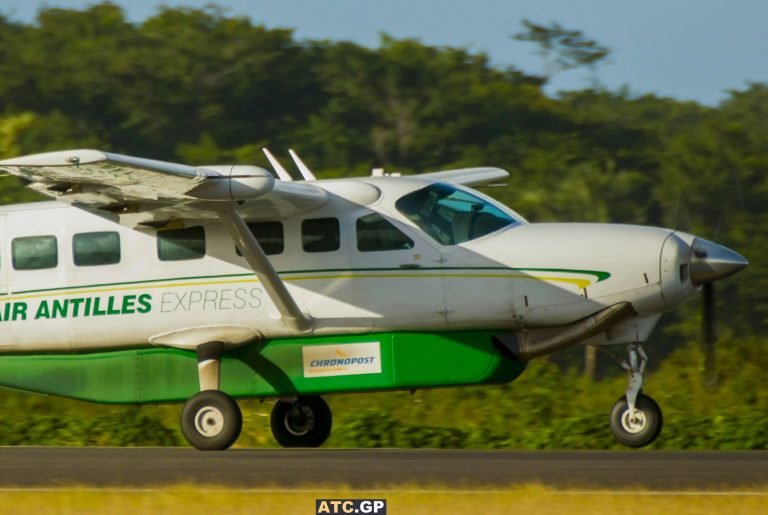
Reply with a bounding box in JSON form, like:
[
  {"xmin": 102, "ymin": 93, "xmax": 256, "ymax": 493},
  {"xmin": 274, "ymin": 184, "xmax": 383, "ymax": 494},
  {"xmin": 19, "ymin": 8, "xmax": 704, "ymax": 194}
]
[
  {"xmin": 157, "ymin": 226, "xmax": 206, "ymax": 261},
  {"xmin": 302, "ymin": 218, "xmax": 340, "ymax": 253},
  {"xmin": 12, "ymin": 235, "xmax": 58, "ymax": 270},
  {"xmin": 356, "ymin": 213, "xmax": 414, "ymax": 252}
]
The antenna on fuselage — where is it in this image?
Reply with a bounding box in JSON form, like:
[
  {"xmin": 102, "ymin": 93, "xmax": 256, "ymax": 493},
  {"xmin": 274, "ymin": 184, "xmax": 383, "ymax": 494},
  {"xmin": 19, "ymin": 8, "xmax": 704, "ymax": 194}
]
[
  {"xmin": 261, "ymin": 148, "xmax": 293, "ymax": 182},
  {"xmin": 288, "ymin": 149, "xmax": 317, "ymax": 181}
]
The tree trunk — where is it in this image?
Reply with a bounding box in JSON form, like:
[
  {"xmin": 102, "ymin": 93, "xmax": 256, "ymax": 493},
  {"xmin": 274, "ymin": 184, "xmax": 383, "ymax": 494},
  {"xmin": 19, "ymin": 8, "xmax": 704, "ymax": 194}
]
[{"xmin": 584, "ymin": 345, "xmax": 596, "ymax": 380}]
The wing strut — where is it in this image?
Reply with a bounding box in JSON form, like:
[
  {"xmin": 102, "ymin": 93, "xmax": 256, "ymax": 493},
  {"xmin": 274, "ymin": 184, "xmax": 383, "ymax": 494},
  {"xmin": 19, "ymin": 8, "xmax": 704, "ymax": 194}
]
[{"xmin": 218, "ymin": 209, "xmax": 313, "ymax": 332}]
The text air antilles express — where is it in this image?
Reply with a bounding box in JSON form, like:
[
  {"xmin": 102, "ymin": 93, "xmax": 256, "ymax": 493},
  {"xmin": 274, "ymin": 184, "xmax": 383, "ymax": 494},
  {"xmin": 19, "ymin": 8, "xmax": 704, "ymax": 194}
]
[{"xmin": 0, "ymin": 149, "xmax": 747, "ymax": 450}]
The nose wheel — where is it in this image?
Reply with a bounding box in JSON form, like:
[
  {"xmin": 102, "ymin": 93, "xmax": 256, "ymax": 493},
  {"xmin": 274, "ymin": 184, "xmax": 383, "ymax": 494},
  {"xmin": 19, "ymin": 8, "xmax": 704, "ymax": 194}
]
[
  {"xmin": 604, "ymin": 343, "xmax": 663, "ymax": 448},
  {"xmin": 271, "ymin": 396, "xmax": 332, "ymax": 448},
  {"xmin": 610, "ymin": 392, "xmax": 663, "ymax": 447}
]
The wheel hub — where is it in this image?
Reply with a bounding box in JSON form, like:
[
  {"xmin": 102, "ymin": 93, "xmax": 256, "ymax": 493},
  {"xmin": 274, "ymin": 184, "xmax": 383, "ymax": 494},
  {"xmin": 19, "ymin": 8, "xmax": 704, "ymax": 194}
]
[
  {"xmin": 621, "ymin": 408, "xmax": 648, "ymax": 433},
  {"xmin": 284, "ymin": 405, "xmax": 315, "ymax": 436},
  {"xmin": 194, "ymin": 406, "xmax": 225, "ymax": 437}
]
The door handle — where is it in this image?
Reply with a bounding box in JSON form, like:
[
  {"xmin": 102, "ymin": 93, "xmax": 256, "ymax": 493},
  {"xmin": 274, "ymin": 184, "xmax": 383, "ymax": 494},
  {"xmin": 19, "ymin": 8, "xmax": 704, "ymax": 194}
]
[{"xmin": 399, "ymin": 263, "xmax": 421, "ymax": 269}]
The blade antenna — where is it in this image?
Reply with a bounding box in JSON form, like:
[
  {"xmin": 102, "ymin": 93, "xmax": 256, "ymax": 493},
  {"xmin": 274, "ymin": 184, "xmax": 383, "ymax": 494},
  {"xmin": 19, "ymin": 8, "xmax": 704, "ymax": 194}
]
[
  {"xmin": 288, "ymin": 149, "xmax": 317, "ymax": 181},
  {"xmin": 262, "ymin": 148, "xmax": 293, "ymax": 182}
]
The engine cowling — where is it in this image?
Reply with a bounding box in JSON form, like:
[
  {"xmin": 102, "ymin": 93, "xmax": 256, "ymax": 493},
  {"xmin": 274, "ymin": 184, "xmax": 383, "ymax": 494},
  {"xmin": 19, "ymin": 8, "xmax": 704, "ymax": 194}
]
[{"xmin": 190, "ymin": 165, "xmax": 274, "ymax": 201}]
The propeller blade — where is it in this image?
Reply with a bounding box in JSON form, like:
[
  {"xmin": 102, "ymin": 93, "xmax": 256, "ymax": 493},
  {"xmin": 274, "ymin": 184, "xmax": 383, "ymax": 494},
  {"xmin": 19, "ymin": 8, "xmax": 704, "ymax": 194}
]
[{"xmin": 702, "ymin": 282, "xmax": 716, "ymax": 382}]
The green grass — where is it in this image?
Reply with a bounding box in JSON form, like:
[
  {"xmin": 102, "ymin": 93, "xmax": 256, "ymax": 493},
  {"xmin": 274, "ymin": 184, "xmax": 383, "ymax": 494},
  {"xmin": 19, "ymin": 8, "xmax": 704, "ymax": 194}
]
[{"xmin": 0, "ymin": 485, "xmax": 765, "ymax": 515}]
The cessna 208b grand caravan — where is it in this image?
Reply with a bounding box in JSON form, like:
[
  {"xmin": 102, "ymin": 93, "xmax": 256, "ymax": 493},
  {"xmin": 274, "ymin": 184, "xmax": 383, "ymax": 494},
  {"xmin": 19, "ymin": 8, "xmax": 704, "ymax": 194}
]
[{"xmin": 0, "ymin": 148, "xmax": 747, "ymax": 450}]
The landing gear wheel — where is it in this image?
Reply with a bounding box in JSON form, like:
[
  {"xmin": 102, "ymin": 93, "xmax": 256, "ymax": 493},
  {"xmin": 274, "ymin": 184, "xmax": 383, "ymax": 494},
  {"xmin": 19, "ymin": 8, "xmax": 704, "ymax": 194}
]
[
  {"xmin": 271, "ymin": 396, "xmax": 332, "ymax": 448},
  {"xmin": 181, "ymin": 390, "xmax": 242, "ymax": 451},
  {"xmin": 609, "ymin": 393, "xmax": 663, "ymax": 448}
]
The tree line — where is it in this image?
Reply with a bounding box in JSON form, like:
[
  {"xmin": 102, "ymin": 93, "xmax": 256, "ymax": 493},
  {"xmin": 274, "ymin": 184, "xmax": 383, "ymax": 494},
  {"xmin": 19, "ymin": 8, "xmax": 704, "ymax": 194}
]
[{"xmin": 0, "ymin": 2, "xmax": 765, "ymax": 360}]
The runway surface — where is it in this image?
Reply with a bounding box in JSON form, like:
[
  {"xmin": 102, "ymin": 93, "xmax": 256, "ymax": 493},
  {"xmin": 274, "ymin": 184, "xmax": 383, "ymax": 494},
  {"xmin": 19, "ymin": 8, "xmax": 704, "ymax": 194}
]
[{"xmin": 0, "ymin": 448, "xmax": 766, "ymax": 488}]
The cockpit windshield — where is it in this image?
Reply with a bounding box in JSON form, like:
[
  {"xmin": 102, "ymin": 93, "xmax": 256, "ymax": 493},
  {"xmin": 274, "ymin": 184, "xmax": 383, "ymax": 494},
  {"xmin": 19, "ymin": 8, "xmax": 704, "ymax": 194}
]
[{"xmin": 395, "ymin": 182, "xmax": 520, "ymax": 245}]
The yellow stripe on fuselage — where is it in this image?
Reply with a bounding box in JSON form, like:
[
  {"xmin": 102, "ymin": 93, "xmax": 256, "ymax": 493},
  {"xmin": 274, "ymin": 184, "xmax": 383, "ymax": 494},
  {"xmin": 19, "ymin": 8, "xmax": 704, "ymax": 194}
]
[{"xmin": 285, "ymin": 273, "xmax": 591, "ymax": 289}]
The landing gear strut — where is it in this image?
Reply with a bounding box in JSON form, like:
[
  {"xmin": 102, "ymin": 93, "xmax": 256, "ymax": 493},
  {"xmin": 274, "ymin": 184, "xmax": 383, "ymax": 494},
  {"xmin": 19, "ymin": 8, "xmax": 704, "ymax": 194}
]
[
  {"xmin": 271, "ymin": 396, "xmax": 333, "ymax": 448},
  {"xmin": 177, "ymin": 343, "xmax": 334, "ymax": 450},
  {"xmin": 180, "ymin": 342, "xmax": 243, "ymax": 450},
  {"xmin": 607, "ymin": 343, "xmax": 663, "ymax": 448}
]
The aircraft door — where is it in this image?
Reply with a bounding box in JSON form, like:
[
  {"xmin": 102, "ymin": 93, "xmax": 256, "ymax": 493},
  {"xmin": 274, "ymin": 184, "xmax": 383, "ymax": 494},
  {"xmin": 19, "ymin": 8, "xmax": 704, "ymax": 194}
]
[
  {"xmin": 349, "ymin": 211, "xmax": 446, "ymax": 329},
  {"xmin": 441, "ymin": 242, "xmax": 517, "ymax": 328},
  {"xmin": 0, "ymin": 215, "xmax": 10, "ymax": 347}
]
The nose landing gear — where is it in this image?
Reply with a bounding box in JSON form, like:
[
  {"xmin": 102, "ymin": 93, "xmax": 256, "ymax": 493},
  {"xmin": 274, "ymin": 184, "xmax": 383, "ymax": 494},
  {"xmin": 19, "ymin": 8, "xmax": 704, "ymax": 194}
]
[
  {"xmin": 610, "ymin": 392, "xmax": 662, "ymax": 447},
  {"xmin": 606, "ymin": 343, "xmax": 663, "ymax": 448}
]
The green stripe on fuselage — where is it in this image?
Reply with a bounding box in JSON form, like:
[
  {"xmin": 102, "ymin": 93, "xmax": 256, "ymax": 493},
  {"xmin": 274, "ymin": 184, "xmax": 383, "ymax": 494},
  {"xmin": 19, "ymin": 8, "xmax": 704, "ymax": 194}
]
[{"xmin": 5, "ymin": 266, "xmax": 610, "ymax": 297}]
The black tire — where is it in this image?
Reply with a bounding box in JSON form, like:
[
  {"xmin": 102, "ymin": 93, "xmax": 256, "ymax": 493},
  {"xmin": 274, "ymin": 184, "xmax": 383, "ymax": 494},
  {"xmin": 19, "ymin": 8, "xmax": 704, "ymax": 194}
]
[
  {"xmin": 180, "ymin": 390, "xmax": 242, "ymax": 451},
  {"xmin": 609, "ymin": 393, "xmax": 663, "ymax": 448},
  {"xmin": 271, "ymin": 396, "xmax": 332, "ymax": 448}
]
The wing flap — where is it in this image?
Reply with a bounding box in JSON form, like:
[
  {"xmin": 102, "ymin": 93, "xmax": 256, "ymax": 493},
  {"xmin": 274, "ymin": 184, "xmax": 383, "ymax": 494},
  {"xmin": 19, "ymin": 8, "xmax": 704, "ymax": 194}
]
[
  {"xmin": 0, "ymin": 149, "xmax": 207, "ymax": 201},
  {"xmin": 0, "ymin": 149, "xmax": 329, "ymax": 226}
]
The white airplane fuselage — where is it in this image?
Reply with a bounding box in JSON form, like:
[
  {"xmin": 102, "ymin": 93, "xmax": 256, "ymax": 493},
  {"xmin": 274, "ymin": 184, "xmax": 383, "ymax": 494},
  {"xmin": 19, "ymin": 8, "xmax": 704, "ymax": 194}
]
[{"xmin": 0, "ymin": 177, "xmax": 699, "ymax": 354}]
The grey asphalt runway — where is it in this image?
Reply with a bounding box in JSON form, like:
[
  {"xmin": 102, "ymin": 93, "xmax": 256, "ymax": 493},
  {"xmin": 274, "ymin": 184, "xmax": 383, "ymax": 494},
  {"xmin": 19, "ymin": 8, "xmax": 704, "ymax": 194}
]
[{"xmin": 0, "ymin": 448, "xmax": 766, "ymax": 489}]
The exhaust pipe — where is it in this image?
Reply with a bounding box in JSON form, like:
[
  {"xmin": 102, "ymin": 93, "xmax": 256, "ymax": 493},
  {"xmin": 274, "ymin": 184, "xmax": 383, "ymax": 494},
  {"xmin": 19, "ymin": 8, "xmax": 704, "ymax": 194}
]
[{"xmin": 494, "ymin": 302, "xmax": 636, "ymax": 361}]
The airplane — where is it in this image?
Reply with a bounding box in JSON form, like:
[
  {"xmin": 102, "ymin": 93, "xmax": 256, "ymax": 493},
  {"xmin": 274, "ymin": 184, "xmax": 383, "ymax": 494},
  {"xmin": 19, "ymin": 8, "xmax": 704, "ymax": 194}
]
[{"xmin": 0, "ymin": 148, "xmax": 747, "ymax": 451}]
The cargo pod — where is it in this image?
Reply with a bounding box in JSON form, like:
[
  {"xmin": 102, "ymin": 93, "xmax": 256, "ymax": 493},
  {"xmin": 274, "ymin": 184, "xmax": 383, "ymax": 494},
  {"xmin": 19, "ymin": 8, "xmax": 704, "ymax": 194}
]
[
  {"xmin": 0, "ymin": 332, "xmax": 524, "ymax": 404},
  {"xmin": 228, "ymin": 331, "xmax": 524, "ymax": 396}
]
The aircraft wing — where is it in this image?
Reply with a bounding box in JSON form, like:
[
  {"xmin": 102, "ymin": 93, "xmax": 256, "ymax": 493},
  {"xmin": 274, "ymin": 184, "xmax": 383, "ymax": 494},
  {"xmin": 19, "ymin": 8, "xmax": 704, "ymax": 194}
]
[
  {"xmin": 0, "ymin": 149, "xmax": 328, "ymax": 227},
  {"xmin": 418, "ymin": 167, "xmax": 509, "ymax": 187},
  {"xmin": 0, "ymin": 148, "xmax": 319, "ymax": 331}
]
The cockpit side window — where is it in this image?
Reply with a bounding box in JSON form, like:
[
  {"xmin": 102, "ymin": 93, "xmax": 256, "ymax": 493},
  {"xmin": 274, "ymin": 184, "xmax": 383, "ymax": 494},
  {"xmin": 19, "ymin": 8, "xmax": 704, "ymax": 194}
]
[{"xmin": 395, "ymin": 183, "xmax": 519, "ymax": 245}]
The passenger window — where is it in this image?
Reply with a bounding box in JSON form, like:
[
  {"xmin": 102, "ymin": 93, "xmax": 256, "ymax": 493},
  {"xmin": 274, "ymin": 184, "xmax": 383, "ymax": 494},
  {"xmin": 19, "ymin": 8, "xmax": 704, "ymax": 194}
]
[
  {"xmin": 73, "ymin": 232, "xmax": 120, "ymax": 266},
  {"xmin": 235, "ymin": 222, "xmax": 284, "ymax": 256},
  {"xmin": 302, "ymin": 218, "xmax": 340, "ymax": 253},
  {"xmin": 356, "ymin": 213, "xmax": 414, "ymax": 252},
  {"xmin": 13, "ymin": 235, "xmax": 58, "ymax": 270},
  {"xmin": 157, "ymin": 226, "xmax": 206, "ymax": 261}
]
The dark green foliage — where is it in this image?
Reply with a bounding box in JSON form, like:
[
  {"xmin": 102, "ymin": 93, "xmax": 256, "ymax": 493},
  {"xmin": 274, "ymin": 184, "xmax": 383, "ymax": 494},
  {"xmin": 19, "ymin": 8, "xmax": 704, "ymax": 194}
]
[
  {"xmin": 335, "ymin": 411, "xmax": 469, "ymax": 448},
  {"xmin": 0, "ymin": 4, "xmax": 765, "ymax": 449},
  {"xmin": 0, "ymin": 411, "xmax": 179, "ymax": 446}
]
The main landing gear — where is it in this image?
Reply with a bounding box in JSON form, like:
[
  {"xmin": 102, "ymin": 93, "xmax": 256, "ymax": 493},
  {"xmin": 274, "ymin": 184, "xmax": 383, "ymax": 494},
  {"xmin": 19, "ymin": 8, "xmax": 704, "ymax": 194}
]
[
  {"xmin": 607, "ymin": 343, "xmax": 663, "ymax": 448},
  {"xmin": 271, "ymin": 396, "xmax": 333, "ymax": 448},
  {"xmin": 178, "ymin": 342, "xmax": 333, "ymax": 450},
  {"xmin": 179, "ymin": 392, "xmax": 334, "ymax": 450},
  {"xmin": 181, "ymin": 390, "xmax": 243, "ymax": 450}
]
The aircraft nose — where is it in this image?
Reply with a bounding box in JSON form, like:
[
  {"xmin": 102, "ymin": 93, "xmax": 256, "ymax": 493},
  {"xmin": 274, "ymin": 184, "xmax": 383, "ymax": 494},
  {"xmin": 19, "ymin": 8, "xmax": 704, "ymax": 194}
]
[{"xmin": 689, "ymin": 237, "xmax": 748, "ymax": 285}]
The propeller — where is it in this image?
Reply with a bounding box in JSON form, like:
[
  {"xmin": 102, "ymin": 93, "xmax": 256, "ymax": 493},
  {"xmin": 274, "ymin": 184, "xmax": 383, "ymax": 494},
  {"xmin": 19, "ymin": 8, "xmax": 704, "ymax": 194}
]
[
  {"xmin": 702, "ymin": 281, "xmax": 716, "ymax": 384},
  {"xmin": 689, "ymin": 237, "xmax": 747, "ymax": 385}
]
